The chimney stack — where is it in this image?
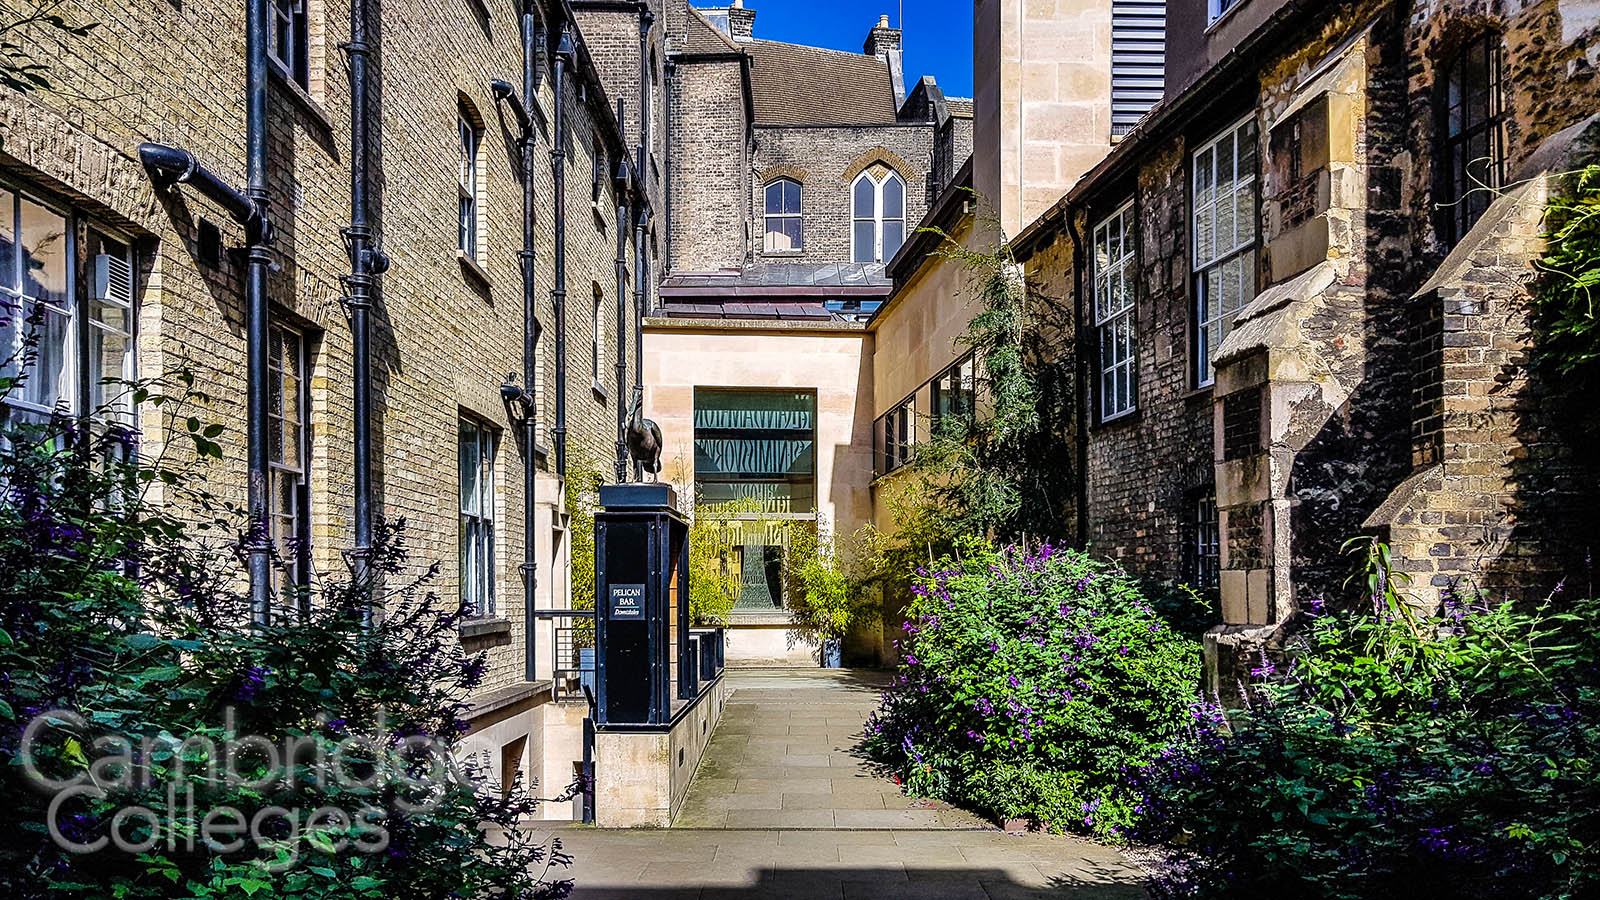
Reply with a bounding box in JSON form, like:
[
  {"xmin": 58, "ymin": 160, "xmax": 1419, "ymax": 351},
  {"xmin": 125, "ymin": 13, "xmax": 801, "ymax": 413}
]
[
  {"xmin": 865, "ymin": 14, "xmax": 905, "ymax": 109},
  {"xmin": 726, "ymin": 0, "xmax": 755, "ymax": 42}
]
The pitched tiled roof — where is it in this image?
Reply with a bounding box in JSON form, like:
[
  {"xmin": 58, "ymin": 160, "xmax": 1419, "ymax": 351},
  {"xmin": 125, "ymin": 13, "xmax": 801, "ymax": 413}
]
[
  {"xmin": 744, "ymin": 40, "xmax": 898, "ymax": 126},
  {"xmin": 680, "ymin": 6, "xmax": 739, "ymax": 54},
  {"xmin": 945, "ymin": 97, "xmax": 973, "ymax": 118}
]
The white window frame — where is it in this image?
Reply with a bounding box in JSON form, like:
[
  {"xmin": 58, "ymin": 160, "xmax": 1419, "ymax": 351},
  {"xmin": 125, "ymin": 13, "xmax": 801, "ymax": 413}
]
[
  {"xmin": 1094, "ymin": 201, "xmax": 1137, "ymax": 420},
  {"xmin": 459, "ymin": 417, "xmax": 498, "ymax": 618},
  {"xmin": 1191, "ymin": 114, "xmax": 1258, "ymax": 387},
  {"xmin": 458, "ymin": 110, "xmax": 481, "ymax": 261},
  {"xmin": 1207, "ymin": 0, "xmax": 1240, "ymax": 25},
  {"xmin": 851, "ymin": 170, "xmax": 906, "ymax": 263},
  {"xmin": 268, "ymin": 324, "xmax": 310, "ymax": 602},
  {"xmin": 762, "ymin": 178, "xmax": 803, "ymax": 253},
  {"xmin": 1, "ymin": 181, "xmax": 138, "ymax": 430}
]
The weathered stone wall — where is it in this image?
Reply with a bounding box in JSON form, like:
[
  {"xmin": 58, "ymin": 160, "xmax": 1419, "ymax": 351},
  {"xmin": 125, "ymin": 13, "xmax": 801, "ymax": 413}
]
[{"xmin": 751, "ymin": 124, "xmax": 935, "ymax": 264}]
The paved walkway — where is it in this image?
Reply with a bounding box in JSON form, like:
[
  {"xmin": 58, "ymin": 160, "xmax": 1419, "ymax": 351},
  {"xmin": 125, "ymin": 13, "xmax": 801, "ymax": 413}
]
[{"xmin": 552, "ymin": 668, "xmax": 1148, "ymax": 899}]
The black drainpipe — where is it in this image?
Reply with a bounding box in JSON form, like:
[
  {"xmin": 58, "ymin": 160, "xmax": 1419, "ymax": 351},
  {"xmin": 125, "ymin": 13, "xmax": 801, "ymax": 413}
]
[
  {"xmin": 139, "ymin": 138, "xmax": 272, "ymax": 623},
  {"xmin": 633, "ymin": 8, "xmax": 652, "ymax": 428},
  {"xmin": 551, "ymin": 29, "xmax": 574, "ymax": 479},
  {"xmin": 1065, "ymin": 212, "xmax": 1090, "ymax": 551},
  {"xmin": 342, "ymin": 0, "xmax": 389, "ymax": 621},
  {"xmin": 663, "ymin": 58, "xmax": 674, "ymax": 273},
  {"xmin": 613, "ymin": 99, "xmax": 631, "ymax": 484},
  {"xmin": 492, "ymin": 4, "xmax": 542, "ymax": 685}
]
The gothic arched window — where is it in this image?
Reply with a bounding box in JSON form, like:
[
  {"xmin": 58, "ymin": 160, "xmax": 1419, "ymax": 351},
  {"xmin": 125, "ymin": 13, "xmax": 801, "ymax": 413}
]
[{"xmin": 851, "ymin": 169, "xmax": 905, "ymax": 263}]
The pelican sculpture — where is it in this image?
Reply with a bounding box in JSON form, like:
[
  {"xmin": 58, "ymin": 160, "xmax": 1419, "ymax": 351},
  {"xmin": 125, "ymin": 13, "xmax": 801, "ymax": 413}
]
[{"xmin": 625, "ymin": 388, "xmax": 662, "ymax": 482}]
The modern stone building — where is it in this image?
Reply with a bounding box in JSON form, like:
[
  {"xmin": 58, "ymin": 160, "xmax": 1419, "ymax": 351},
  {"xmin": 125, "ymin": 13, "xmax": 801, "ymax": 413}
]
[
  {"xmin": 645, "ymin": 0, "xmax": 979, "ymax": 664},
  {"xmin": 1009, "ymin": 0, "xmax": 1600, "ymax": 695}
]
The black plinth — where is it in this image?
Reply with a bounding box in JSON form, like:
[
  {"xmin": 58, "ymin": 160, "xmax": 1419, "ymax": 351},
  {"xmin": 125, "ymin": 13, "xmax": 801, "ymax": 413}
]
[
  {"xmin": 598, "ymin": 482, "xmax": 678, "ymax": 510},
  {"xmin": 593, "ymin": 483, "xmax": 689, "ymax": 728}
]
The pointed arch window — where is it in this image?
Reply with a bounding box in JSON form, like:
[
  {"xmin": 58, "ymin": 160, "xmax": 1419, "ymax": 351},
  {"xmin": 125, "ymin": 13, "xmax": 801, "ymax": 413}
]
[
  {"xmin": 851, "ymin": 169, "xmax": 905, "ymax": 263},
  {"xmin": 763, "ymin": 178, "xmax": 803, "ymax": 252}
]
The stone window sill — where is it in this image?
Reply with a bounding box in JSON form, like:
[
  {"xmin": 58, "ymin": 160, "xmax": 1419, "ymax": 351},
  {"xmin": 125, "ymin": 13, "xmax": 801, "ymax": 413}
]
[
  {"xmin": 459, "ymin": 251, "xmax": 492, "ymax": 290},
  {"xmin": 459, "ymin": 617, "xmax": 512, "ymax": 639},
  {"xmin": 268, "ymin": 59, "xmax": 335, "ymax": 137},
  {"xmin": 592, "ymin": 379, "xmax": 608, "ymax": 403}
]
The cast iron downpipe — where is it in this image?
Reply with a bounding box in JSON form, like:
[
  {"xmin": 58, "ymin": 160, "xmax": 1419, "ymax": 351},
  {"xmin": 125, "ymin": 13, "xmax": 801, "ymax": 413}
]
[
  {"xmin": 135, "ymin": 144, "xmax": 271, "ymax": 585},
  {"xmin": 632, "ymin": 202, "xmax": 649, "ymax": 485},
  {"xmin": 551, "ymin": 29, "xmax": 575, "ymax": 479},
  {"xmin": 342, "ymin": 0, "xmax": 390, "ymax": 621},
  {"xmin": 1065, "ymin": 213, "xmax": 1090, "ymax": 551},
  {"xmin": 491, "ymin": 6, "xmax": 542, "ymax": 685},
  {"xmin": 242, "ymin": 0, "xmax": 273, "ymax": 624},
  {"xmin": 613, "ymin": 99, "xmax": 631, "ymax": 483},
  {"xmin": 632, "ymin": 6, "xmax": 653, "ymax": 459}
]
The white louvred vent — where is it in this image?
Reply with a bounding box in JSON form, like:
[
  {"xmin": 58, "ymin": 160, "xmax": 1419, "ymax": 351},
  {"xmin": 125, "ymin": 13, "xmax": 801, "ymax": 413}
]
[{"xmin": 94, "ymin": 253, "xmax": 133, "ymax": 306}]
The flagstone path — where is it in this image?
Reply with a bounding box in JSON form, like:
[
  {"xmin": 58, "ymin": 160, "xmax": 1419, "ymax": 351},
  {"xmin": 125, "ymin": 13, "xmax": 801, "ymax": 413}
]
[{"xmin": 551, "ymin": 668, "xmax": 1148, "ymax": 899}]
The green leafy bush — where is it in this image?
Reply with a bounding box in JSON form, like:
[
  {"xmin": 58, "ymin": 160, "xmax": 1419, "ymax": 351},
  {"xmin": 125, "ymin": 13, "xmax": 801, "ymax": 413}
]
[
  {"xmin": 0, "ymin": 374, "xmax": 573, "ymax": 898},
  {"xmin": 863, "ymin": 541, "xmax": 1200, "ymax": 837},
  {"xmin": 1126, "ymin": 544, "xmax": 1600, "ymax": 900},
  {"xmin": 783, "ymin": 519, "xmax": 877, "ymax": 641}
]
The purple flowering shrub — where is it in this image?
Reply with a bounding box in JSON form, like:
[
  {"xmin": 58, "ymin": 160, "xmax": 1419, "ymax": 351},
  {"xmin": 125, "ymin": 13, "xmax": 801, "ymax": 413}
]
[
  {"xmin": 863, "ymin": 541, "xmax": 1200, "ymax": 837},
  {"xmin": 0, "ymin": 379, "xmax": 573, "ymax": 898},
  {"xmin": 1126, "ymin": 561, "xmax": 1600, "ymax": 899}
]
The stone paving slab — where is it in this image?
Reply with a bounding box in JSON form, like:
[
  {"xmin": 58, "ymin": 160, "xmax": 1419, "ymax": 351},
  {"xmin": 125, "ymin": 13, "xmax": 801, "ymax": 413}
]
[
  {"xmin": 553, "ymin": 826, "xmax": 1149, "ymax": 898},
  {"xmin": 545, "ymin": 669, "xmax": 1145, "ymax": 898}
]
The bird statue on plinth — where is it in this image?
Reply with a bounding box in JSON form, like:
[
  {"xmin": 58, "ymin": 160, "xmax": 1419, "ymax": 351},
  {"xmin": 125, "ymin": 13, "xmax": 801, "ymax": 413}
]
[{"xmin": 625, "ymin": 387, "xmax": 662, "ymax": 482}]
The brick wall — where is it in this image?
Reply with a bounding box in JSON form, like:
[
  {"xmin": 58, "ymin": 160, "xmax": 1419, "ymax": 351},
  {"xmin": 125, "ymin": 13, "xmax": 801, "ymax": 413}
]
[
  {"xmin": 0, "ymin": 0, "xmax": 646, "ymax": 698},
  {"xmin": 750, "ymin": 124, "xmax": 935, "ymax": 264},
  {"xmin": 666, "ymin": 55, "xmax": 748, "ymax": 271}
]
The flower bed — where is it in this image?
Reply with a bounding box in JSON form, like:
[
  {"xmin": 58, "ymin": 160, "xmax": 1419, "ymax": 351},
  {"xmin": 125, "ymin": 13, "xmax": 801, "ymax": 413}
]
[{"xmin": 863, "ymin": 542, "xmax": 1200, "ymax": 837}]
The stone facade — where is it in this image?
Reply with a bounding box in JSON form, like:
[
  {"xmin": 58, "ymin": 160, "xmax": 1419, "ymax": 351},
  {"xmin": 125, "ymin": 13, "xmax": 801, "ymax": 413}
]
[
  {"xmin": 0, "ymin": 0, "xmax": 657, "ymax": 814},
  {"xmin": 1012, "ymin": 0, "xmax": 1600, "ymax": 698}
]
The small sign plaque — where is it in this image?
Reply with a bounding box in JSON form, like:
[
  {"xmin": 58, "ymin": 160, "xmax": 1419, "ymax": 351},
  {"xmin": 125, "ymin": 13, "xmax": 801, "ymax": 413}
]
[{"xmin": 609, "ymin": 583, "xmax": 645, "ymax": 620}]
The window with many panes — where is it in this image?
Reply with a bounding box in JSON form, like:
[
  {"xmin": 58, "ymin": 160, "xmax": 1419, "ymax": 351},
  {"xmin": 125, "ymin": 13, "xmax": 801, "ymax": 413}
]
[
  {"xmin": 268, "ymin": 324, "xmax": 310, "ymax": 602},
  {"xmin": 851, "ymin": 168, "xmax": 905, "ymax": 263},
  {"xmin": 1095, "ymin": 202, "xmax": 1137, "ymax": 419},
  {"xmin": 930, "ymin": 354, "xmax": 975, "ymax": 434},
  {"xmin": 0, "ymin": 183, "xmax": 136, "ymax": 429},
  {"xmin": 1192, "ymin": 115, "xmax": 1258, "ymax": 387},
  {"xmin": 458, "ymin": 106, "xmax": 482, "ymax": 261},
  {"xmin": 459, "ymin": 418, "xmax": 498, "ymax": 617},
  {"xmin": 269, "ymin": 0, "xmax": 310, "ymax": 87},
  {"xmin": 1438, "ymin": 33, "xmax": 1506, "ymax": 248},
  {"xmin": 876, "ymin": 394, "xmax": 915, "ymax": 475},
  {"xmin": 763, "ymin": 178, "xmax": 803, "ymax": 252},
  {"xmin": 1187, "ymin": 488, "xmax": 1219, "ymax": 592}
]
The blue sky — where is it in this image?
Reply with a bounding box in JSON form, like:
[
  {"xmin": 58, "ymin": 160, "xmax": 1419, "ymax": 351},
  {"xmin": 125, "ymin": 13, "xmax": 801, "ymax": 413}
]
[{"xmin": 741, "ymin": 0, "xmax": 975, "ymax": 97}]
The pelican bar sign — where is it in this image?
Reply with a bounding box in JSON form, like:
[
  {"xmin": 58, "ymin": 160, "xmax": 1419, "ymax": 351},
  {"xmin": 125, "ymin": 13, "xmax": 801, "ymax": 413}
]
[{"xmin": 609, "ymin": 583, "xmax": 645, "ymax": 619}]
